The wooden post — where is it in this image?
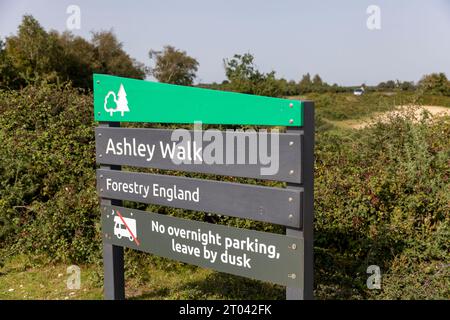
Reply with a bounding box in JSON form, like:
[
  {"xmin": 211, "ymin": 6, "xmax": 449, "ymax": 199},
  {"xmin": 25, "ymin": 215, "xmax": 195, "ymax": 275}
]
[
  {"xmin": 286, "ymin": 101, "xmax": 314, "ymax": 300},
  {"xmin": 100, "ymin": 121, "xmax": 125, "ymax": 300}
]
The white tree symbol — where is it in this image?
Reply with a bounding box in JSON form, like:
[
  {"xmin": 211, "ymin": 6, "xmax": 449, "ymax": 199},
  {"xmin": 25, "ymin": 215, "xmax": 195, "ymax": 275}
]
[
  {"xmin": 104, "ymin": 92, "xmax": 117, "ymax": 116},
  {"xmin": 103, "ymin": 83, "xmax": 130, "ymax": 116},
  {"xmin": 115, "ymin": 84, "xmax": 129, "ymax": 116}
]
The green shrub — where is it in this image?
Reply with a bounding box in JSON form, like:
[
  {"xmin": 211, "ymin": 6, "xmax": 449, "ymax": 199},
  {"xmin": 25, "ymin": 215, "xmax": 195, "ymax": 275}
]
[
  {"xmin": 0, "ymin": 84, "xmax": 448, "ymax": 299},
  {"xmin": 314, "ymin": 109, "xmax": 450, "ymax": 299},
  {"xmin": 308, "ymin": 92, "xmax": 420, "ymax": 121},
  {"xmin": 0, "ymin": 83, "xmax": 281, "ymax": 265},
  {"xmin": 0, "ymin": 83, "xmax": 98, "ymax": 263}
]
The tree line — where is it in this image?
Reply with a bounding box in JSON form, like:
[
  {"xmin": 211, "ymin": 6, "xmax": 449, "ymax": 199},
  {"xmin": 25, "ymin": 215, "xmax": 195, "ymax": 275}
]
[{"xmin": 1, "ymin": 15, "xmax": 449, "ymax": 97}]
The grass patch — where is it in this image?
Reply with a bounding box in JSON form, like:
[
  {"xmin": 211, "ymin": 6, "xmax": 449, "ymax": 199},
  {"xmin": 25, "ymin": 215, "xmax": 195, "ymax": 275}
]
[
  {"xmin": 0, "ymin": 255, "xmax": 102, "ymax": 300},
  {"xmin": 0, "ymin": 255, "xmax": 284, "ymax": 300}
]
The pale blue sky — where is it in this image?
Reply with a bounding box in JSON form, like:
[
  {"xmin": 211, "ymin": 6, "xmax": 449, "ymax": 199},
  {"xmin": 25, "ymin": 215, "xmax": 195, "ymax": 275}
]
[{"xmin": 1, "ymin": 0, "xmax": 449, "ymax": 85}]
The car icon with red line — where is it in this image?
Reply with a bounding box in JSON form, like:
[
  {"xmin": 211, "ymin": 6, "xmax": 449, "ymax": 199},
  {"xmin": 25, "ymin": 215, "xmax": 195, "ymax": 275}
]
[{"xmin": 114, "ymin": 215, "xmax": 137, "ymax": 243}]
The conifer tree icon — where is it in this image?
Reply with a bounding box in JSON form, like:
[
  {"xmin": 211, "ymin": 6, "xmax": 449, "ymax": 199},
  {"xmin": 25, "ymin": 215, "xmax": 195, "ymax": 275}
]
[
  {"xmin": 115, "ymin": 84, "xmax": 129, "ymax": 116},
  {"xmin": 103, "ymin": 83, "xmax": 130, "ymax": 116}
]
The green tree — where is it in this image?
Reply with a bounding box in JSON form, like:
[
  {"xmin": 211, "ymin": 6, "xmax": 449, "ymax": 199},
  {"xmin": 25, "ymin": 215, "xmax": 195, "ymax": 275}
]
[
  {"xmin": 223, "ymin": 53, "xmax": 260, "ymax": 93},
  {"xmin": 224, "ymin": 53, "xmax": 261, "ymax": 82},
  {"xmin": 312, "ymin": 74, "xmax": 323, "ymax": 86},
  {"xmin": 377, "ymin": 80, "xmax": 396, "ymax": 91},
  {"xmin": 223, "ymin": 53, "xmax": 282, "ymax": 97},
  {"xmin": 418, "ymin": 73, "xmax": 450, "ymax": 96},
  {"xmin": 377, "ymin": 81, "xmax": 387, "ymax": 90},
  {"xmin": 299, "ymin": 73, "xmax": 312, "ymax": 94},
  {"xmin": 400, "ymin": 81, "xmax": 415, "ymax": 91},
  {"xmin": 312, "ymin": 74, "xmax": 329, "ymax": 93},
  {"xmin": 149, "ymin": 46, "xmax": 199, "ymax": 85},
  {"xmin": 4, "ymin": 15, "xmax": 63, "ymax": 85},
  {"xmin": 385, "ymin": 80, "xmax": 396, "ymax": 89},
  {"xmin": 0, "ymin": 39, "xmax": 20, "ymax": 89},
  {"xmin": 278, "ymin": 79, "xmax": 299, "ymax": 96},
  {"xmin": 57, "ymin": 32, "xmax": 96, "ymax": 89},
  {"xmin": 1, "ymin": 15, "xmax": 146, "ymax": 90},
  {"xmin": 330, "ymin": 83, "xmax": 339, "ymax": 93},
  {"xmin": 91, "ymin": 31, "xmax": 146, "ymax": 81}
]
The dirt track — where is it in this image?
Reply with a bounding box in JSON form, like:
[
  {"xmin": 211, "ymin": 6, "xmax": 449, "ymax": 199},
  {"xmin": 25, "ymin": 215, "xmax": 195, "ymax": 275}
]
[{"xmin": 347, "ymin": 105, "xmax": 450, "ymax": 129}]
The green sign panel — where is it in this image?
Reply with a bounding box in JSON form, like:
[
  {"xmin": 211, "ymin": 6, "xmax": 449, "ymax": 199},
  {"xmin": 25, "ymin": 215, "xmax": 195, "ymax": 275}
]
[
  {"xmin": 102, "ymin": 205, "xmax": 303, "ymax": 288},
  {"xmin": 93, "ymin": 74, "xmax": 303, "ymax": 126}
]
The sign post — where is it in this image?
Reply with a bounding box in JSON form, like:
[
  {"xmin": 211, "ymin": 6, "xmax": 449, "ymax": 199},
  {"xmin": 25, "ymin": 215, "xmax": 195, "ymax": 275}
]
[
  {"xmin": 286, "ymin": 101, "xmax": 314, "ymax": 300},
  {"xmin": 94, "ymin": 74, "xmax": 314, "ymax": 300},
  {"xmin": 100, "ymin": 121, "xmax": 125, "ymax": 300}
]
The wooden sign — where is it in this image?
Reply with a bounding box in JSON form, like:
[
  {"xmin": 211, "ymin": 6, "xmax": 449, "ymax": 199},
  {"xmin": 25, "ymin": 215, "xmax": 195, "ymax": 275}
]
[{"xmin": 94, "ymin": 74, "xmax": 314, "ymax": 301}]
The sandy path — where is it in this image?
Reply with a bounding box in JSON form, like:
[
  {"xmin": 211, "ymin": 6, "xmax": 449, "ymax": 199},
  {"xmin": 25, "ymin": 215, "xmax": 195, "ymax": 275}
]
[{"xmin": 347, "ymin": 105, "xmax": 450, "ymax": 129}]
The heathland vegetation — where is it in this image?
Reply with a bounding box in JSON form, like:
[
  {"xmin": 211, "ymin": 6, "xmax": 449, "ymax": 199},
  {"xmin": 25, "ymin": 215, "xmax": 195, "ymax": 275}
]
[{"xmin": 0, "ymin": 16, "xmax": 449, "ymax": 299}]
